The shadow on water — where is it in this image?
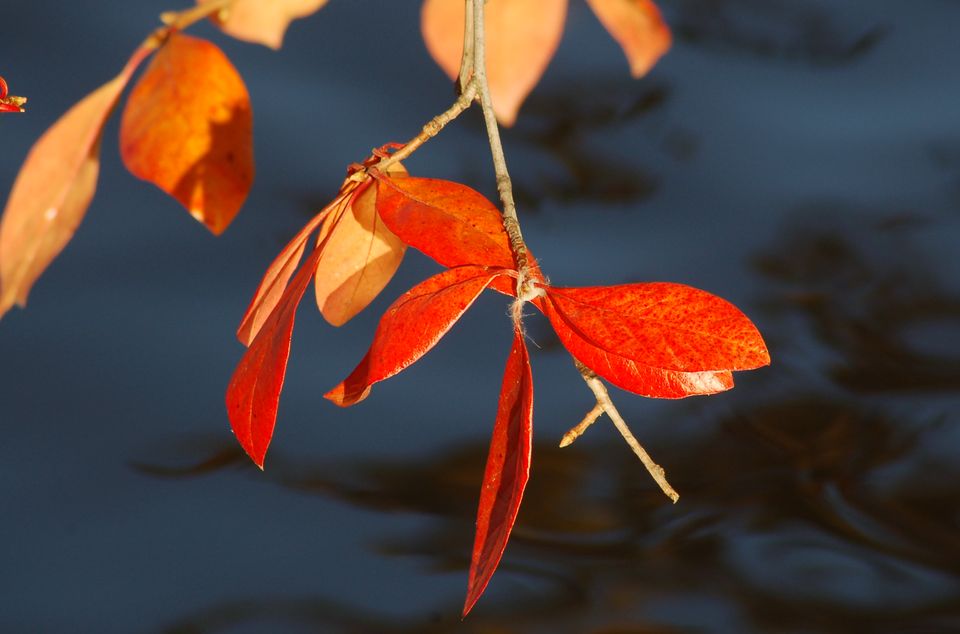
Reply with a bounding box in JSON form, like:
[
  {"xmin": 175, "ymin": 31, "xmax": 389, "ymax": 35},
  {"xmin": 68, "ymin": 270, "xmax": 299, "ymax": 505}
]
[
  {"xmin": 667, "ymin": 0, "xmax": 888, "ymax": 65},
  {"xmin": 137, "ymin": 205, "xmax": 960, "ymax": 631}
]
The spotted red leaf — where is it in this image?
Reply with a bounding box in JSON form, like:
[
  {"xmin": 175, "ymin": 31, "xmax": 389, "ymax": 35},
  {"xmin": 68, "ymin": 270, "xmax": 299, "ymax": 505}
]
[
  {"xmin": 463, "ymin": 324, "xmax": 533, "ymax": 617},
  {"xmin": 325, "ymin": 265, "xmax": 510, "ymax": 407}
]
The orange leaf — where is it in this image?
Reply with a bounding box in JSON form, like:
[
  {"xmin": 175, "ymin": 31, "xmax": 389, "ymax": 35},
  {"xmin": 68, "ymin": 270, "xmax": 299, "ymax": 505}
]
[
  {"xmin": 226, "ymin": 245, "xmax": 323, "ymax": 468},
  {"xmin": 373, "ymin": 174, "xmax": 515, "ymax": 269},
  {"xmin": 585, "ymin": 0, "xmax": 671, "ymax": 77},
  {"xmin": 463, "ymin": 324, "xmax": 533, "ymax": 617},
  {"xmin": 0, "ymin": 47, "xmax": 154, "ymax": 318},
  {"xmin": 541, "ymin": 294, "xmax": 734, "ymax": 398},
  {"xmin": 421, "ymin": 0, "xmax": 567, "ymax": 125},
  {"xmin": 313, "ymin": 170, "xmax": 407, "ymax": 327},
  {"xmin": 199, "ymin": 0, "xmax": 328, "ymax": 49},
  {"xmin": 120, "ymin": 33, "xmax": 253, "ymax": 235},
  {"xmin": 547, "ymin": 283, "xmax": 770, "ymax": 372},
  {"xmin": 325, "ymin": 265, "xmax": 509, "ymax": 407}
]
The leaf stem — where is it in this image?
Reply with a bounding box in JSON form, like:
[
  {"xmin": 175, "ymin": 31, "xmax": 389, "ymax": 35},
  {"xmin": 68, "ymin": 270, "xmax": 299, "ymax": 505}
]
[
  {"xmin": 573, "ymin": 360, "xmax": 680, "ymax": 503},
  {"xmin": 469, "ymin": 0, "xmax": 533, "ymax": 303}
]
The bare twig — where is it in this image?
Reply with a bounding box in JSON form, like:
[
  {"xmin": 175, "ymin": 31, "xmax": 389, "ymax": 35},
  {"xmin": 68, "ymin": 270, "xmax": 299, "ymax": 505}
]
[
  {"xmin": 575, "ymin": 361, "xmax": 680, "ymax": 503},
  {"xmin": 559, "ymin": 402, "xmax": 604, "ymax": 448},
  {"xmin": 457, "ymin": 0, "xmax": 475, "ymax": 94}
]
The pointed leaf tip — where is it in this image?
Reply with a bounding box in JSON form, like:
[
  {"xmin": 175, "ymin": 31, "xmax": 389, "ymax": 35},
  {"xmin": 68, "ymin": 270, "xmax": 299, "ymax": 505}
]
[
  {"xmin": 199, "ymin": 0, "xmax": 329, "ymax": 49},
  {"xmin": 586, "ymin": 0, "xmax": 672, "ymax": 77},
  {"xmin": 463, "ymin": 325, "xmax": 533, "ymax": 617},
  {"xmin": 120, "ymin": 33, "xmax": 253, "ymax": 235}
]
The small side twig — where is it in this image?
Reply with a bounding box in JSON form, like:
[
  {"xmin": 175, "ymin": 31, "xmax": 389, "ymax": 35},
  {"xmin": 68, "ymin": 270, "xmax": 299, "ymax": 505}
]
[
  {"xmin": 559, "ymin": 402, "xmax": 603, "ymax": 448},
  {"xmin": 573, "ymin": 361, "xmax": 680, "ymax": 503}
]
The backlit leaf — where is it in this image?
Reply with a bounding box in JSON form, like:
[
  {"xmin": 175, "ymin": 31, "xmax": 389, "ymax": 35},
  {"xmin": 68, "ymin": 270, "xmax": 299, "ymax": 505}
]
[
  {"xmin": 463, "ymin": 324, "xmax": 533, "ymax": 617},
  {"xmin": 373, "ymin": 174, "xmax": 515, "ymax": 269},
  {"xmin": 226, "ymin": 245, "xmax": 323, "ymax": 468},
  {"xmin": 199, "ymin": 0, "xmax": 328, "ymax": 49},
  {"xmin": 585, "ymin": 0, "xmax": 671, "ymax": 77},
  {"xmin": 547, "ymin": 283, "xmax": 770, "ymax": 372},
  {"xmin": 120, "ymin": 33, "xmax": 253, "ymax": 235},
  {"xmin": 314, "ymin": 169, "xmax": 407, "ymax": 327},
  {"xmin": 421, "ymin": 0, "xmax": 567, "ymax": 125},
  {"xmin": 0, "ymin": 47, "xmax": 154, "ymax": 318},
  {"xmin": 325, "ymin": 265, "xmax": 509, "ymax": 407}
]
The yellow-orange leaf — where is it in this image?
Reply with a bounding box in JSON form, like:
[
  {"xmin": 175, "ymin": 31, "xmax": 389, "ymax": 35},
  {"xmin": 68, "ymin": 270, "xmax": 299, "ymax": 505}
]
[
  {"xmin": 421, "ymin": 0, "xmax": 567, "ymax": 126},
  {"xmin": 120, "ymin": 33, "xmax": 253, "ymax": 235},
  {"xmin": 314, "ymin": 170, "xmax": 407, "ymax": 327},
  {"xmin": 0, "ymin": 47, "xmax": 153, "ymax": 318},
  {"xmin": 199, "ymin": 0, "xmax": 328, "ymax": 49},
  {"xmin": 585, "ymin": 0, "xmax": 671, "ymax": 77}
]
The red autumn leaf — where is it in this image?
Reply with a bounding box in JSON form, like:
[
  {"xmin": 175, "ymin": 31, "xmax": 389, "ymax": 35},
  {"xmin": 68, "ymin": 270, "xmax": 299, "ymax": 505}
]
[
  {"xmin": 421, "ymin": 0, "xmax": 567, "ymax": 126},
  {"xmin": 585, "ymin": 0, "xmax": 671, "ymax": 77},
  {"xmin": 0, "ymin": 75, "xmax": 26, "ymax": 112},
  {"xmin": 325, "ymin": 265, "xmax": 510, "ymax": 407},
  {"xmin": 537, "ymin": 282, "xmax": 769, "ymax": 397},
  {"xmin": 0, "ymin": 47, "xmax": 154, "ymax": 318},
  {"xmin": 540, "ymin": 295, "xmax": 733, "ymax": 397},
  {"xmin": 226, "ymin": 245, "xmax": 324, "ymax": 468},
  {"xmin": 373, "ymin": 173, "xmax": 515, "ymax": 269},
  {"xmin": 313, "ymin": 167, "xmax": 407, "ymax": 327},
  {"xmin": 463, "ymin": 324, "xmax": 533, "ymax": 617},
  {"xmin": 120, "ymin": 33, "xmax": 254, "ymax": 235},
  {"xmin": 198, "ymin": 0, "xmax": 328, "ymax": 49}
]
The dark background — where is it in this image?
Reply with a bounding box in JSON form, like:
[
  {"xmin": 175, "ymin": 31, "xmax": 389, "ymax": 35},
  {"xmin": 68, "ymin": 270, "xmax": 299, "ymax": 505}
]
[{"xmin": 2, "ymin": 1, "xmax": 959, "ymax": 632}]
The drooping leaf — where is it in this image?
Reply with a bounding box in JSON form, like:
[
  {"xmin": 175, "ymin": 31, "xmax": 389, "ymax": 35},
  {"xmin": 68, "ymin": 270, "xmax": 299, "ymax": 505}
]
[
  {"xmin": 547, "ymin": 283, "xmax": 770, "ymax": 372},
  {"xmin": 542, "ymin": 294, "xmax": 734, "ymax": 397},
  {"xmin": 226, "ymin": 245, "xmax": 324, "ymax": 468},
  {"xmin": 325, "ymin": 265, "xmax": 509, "ymax": 407},
  {"xmin": 120, "ymin": 33, "xmax": 253, "ymax": 235},
  {"xmin": 313, "ymin": 170, "xmax": 407, "ymax": 327},
  {"xmin": 373, "ymin": 174, "xmax": 515, "ymax": 269},
  {"xmin": 199, "ymin": 0, "xmax": 328, "ymax": 49},
  {"xmin": 235, "ymin": 187, "xmax": 354, "ymax": 345},
  {"xmin": 463, "ymin": 324, "xmax": 533, "ymax": 617},
  {"xmin": 585, "ymin": 0, "xmax": 671, "ymax": 77},
  {"xmin": 0, "ymin": 46, "xmax": 154, "ymax": 318},
  {"xmin": 421, "ymin": 0, "xmax": 567, "ymax": 125}
]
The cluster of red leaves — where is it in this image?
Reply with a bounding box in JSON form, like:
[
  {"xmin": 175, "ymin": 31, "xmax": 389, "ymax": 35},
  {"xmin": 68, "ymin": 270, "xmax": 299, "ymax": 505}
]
[
  {"xmin": 422, "ymin": 0, "xmax": 671, "ymax": 124},
  {"xmin": 0, "ymin": 76, "xmax": 27, "ymax": 113},
  {"xmin": 0, "ymin": 1, "xmax": 328, "ymax": 318},
  {"xmin": 226, "ymin": 154, "xmax": 769, "ymax": 615}
]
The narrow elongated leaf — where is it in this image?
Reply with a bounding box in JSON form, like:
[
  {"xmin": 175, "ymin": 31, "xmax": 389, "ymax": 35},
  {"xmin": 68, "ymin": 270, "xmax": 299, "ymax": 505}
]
[
  {"xmin": 547, "ymin": 283, "xmax": 770, "ymax": 372},
  {"xmin": 538, "ymin": 295, "xmax": 735, "ymax": 398},
  {"xmin": 374, "ymin": 174, "xmax": 515, "ymax": 269},
  {"xmin": 421, "ymin": 0, "xmax": 567, "ymax": 125},
  {"xmin": 226, "ymin": 246, "xmax": 323, "ymax": 468},
  {"xmin": 325, "ymin": 265, "xmax": 508, "ymax": 407},
  {"xmin": 120, "ymin": 33, "xmax": 253, "ymax": 235},
  {"xmin": 199, "ymin": 0, "xmax": 328, "ymax": 49},
  {"xmin": 313, "ymin": 176, "xmax": 406, "ymax": 327},
  {"xmin": 463, "ymin": 324, "xmax": 533, "ymax": 617},
  {"xmin": 0, "ymin": 46, "xmax": 154, "ymax": 318},
  {"xmin": 585, "ymin": 0, "xmax": 671, "ymax": 77}
]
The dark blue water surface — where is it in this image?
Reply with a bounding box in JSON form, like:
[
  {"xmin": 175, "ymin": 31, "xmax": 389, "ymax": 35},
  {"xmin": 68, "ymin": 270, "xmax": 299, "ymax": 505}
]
[{"xmin": 2, "ymin": 1, "xmax": 960, "ymax": 632}]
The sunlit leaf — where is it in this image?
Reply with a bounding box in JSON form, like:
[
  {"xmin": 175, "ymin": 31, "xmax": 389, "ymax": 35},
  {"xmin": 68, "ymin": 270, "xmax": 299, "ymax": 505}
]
[
  {"xmin": 325, "ymin": 265, "xmax": 509, "ymax": 407},
  {"xmin": 373, "ymin": 174, "xmax": 515, "ymax": 269},
  {"xmin": 463, "ymin": 324, "xmax": 533, "ymax": 617},
  {"xmin": 226, "ymin": 246, "xmax": 324, "ymax": 468},
  {"xmin": 314, "ymin": 168, "xmax": 407, "ymax": 327},
  {"xmin": 120, "ymin": 33, "xmax": 253, "ymax": 235},
  {"xmin": 421, "ymin": 0, "xmax": 567, "ymax": 125},
  {"xmin": 585, "ymin": 0, "xmax": 671, "ymax": 77},
  {"xmin": 0, "ymin": 47, "xmax": 154, "ymax": 318},
  {"xmin": 199, "ymin": 0, "xmax": 328, "ymax": 49}
]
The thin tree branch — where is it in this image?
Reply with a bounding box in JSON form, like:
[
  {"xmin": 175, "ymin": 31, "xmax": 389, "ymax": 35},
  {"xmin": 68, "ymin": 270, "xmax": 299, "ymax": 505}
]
[
  {"xmin": 559, "ymin": 402, "xmax": 604, "ymax": 448},
  {"xmin": 575, "ymin": 361, "xmax": 680, "ymax": 503}
]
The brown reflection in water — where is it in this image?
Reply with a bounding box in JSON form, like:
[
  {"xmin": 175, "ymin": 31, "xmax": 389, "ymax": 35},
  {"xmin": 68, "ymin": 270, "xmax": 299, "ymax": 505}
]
[{"xmin": 753, "ymin": 208, "xmax": 960, "ymax": 392}]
